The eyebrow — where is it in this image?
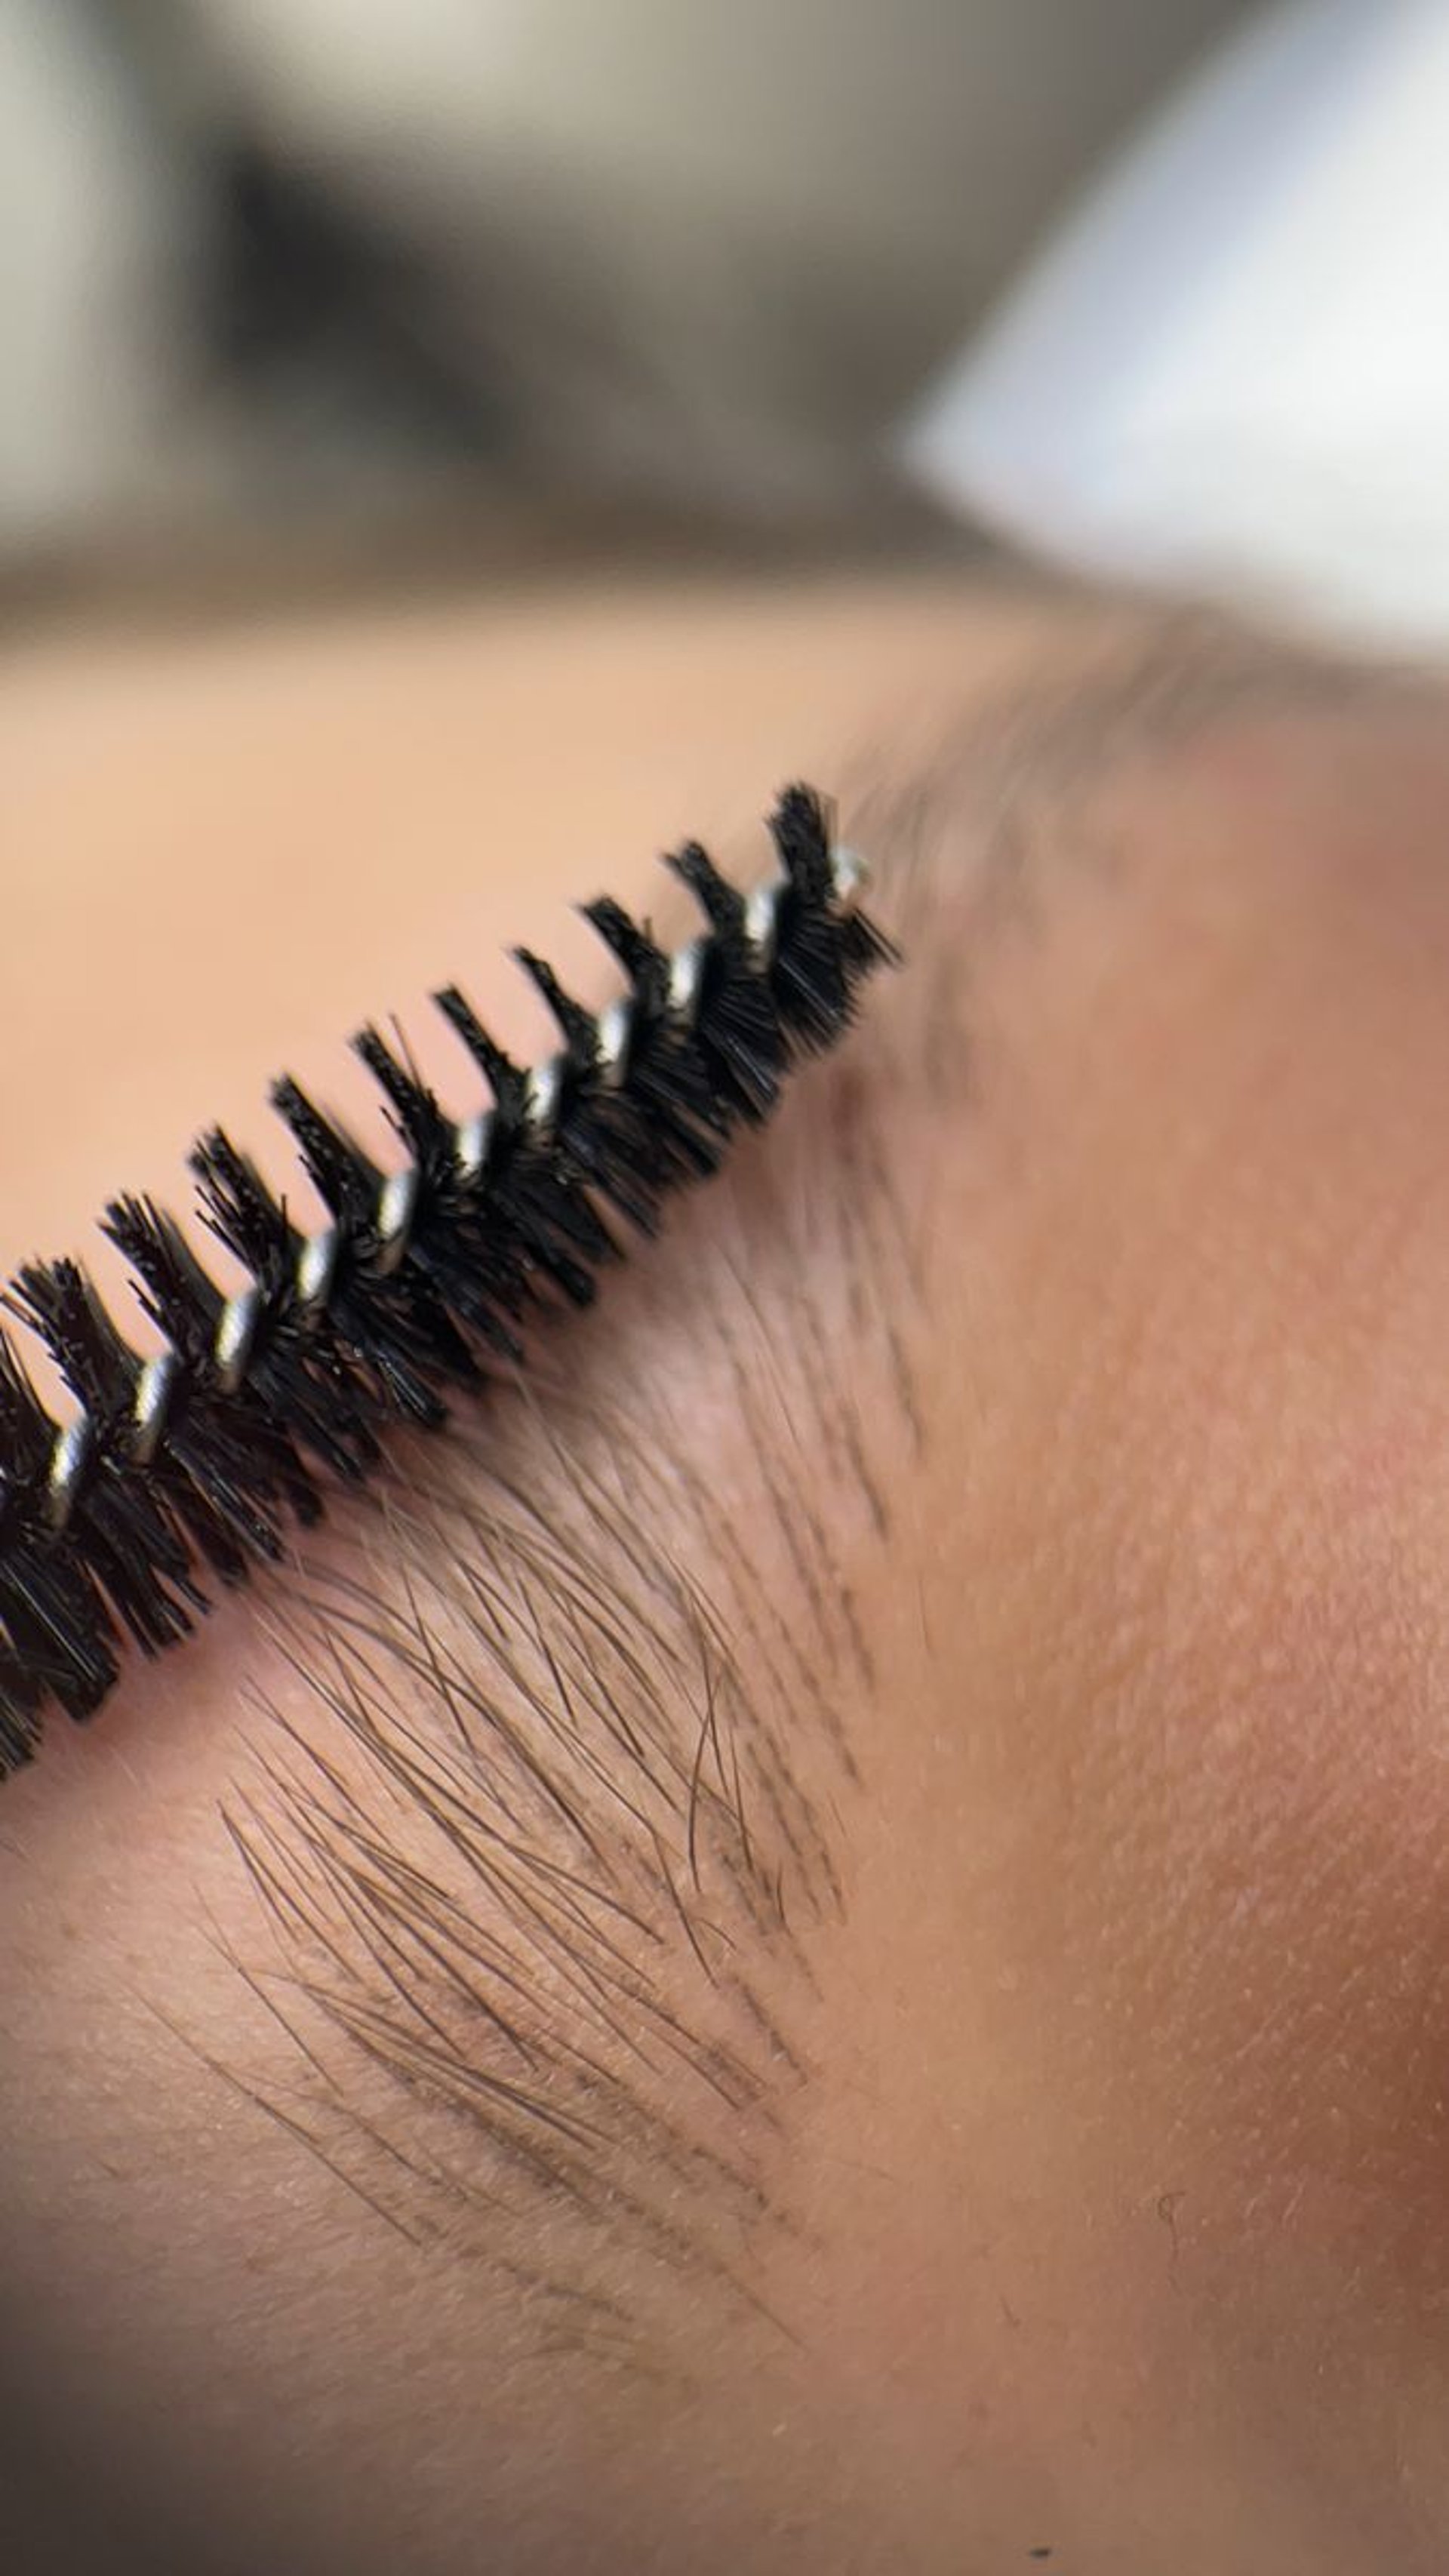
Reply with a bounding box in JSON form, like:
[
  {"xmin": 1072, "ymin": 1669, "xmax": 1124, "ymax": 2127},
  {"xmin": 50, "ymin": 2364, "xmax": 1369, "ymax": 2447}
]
[
  {"xmin": 202, "ymin": 1014, "xmax": 921, "ymax": 2354},
  {"xmin": 155, "ymin": 604, "xmax": 1420, "ymax": 2356}
]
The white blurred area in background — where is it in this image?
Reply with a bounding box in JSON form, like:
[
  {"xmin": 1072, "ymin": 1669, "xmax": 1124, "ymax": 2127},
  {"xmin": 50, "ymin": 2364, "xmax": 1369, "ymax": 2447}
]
[
  {"xmin": 0, "ymin": 0, "xmax": 1238, "ymax": 575},
  {"xmin": 12, "ymin": 0, "xmax": 1446, "ymax": 655},
  {"xmin": 905, "ymin": 0, "xmax": 1449, "ymax": 651}
]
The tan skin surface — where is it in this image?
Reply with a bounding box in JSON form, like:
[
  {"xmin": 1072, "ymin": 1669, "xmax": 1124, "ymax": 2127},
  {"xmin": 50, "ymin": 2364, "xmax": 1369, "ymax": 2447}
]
[{"xmin": 2, "ymin": 575, "xmax": 1448, "ymax": 2572}]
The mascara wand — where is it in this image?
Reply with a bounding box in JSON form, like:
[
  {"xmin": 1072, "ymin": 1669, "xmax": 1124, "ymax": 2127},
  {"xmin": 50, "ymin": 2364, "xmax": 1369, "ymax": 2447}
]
[{"xmin": 0, "ymin": 786, "xmax": 894, "ymax": 1774}]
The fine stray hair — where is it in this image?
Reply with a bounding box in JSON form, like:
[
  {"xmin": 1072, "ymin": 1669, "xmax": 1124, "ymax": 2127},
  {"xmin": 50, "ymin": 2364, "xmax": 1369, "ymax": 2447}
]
[{"xmin": 0, "ymin": 784, "xmax": 894, "ymax": 1774}]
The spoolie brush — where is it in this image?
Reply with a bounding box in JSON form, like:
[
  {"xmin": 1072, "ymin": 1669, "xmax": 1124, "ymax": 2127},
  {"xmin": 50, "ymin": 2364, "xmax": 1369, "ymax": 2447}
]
[{"xmin": 0, "ymin": 786, "xmax": 894, "ymax": 1774}]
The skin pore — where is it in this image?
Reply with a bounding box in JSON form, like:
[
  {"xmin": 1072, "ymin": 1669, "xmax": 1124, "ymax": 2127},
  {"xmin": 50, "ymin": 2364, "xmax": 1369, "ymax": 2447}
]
[{"xmin": 3, "ymin": 573, "xmax": 1449, "ymax": 2573}]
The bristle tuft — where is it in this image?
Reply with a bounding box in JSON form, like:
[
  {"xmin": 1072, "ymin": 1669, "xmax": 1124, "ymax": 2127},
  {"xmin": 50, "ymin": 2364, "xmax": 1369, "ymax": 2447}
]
[{"xmin": 0, "ymin": 786, "xmax": 895, "ymax": 1771}]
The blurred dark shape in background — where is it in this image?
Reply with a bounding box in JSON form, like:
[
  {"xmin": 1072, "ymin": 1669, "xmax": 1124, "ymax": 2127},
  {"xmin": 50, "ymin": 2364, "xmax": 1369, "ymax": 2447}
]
[{"xmin": 1, "ymin": 0, "xmax": 1244, "ymax": 617}]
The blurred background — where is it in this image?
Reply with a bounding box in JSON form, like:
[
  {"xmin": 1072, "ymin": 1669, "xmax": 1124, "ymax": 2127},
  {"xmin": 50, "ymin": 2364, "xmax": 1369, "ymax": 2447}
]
[
  {"xmin": 5, "ymin": 2, "xmax": 1449, "ymax": 647},
  {"xmin": 1, "ymin": 0, "xmax": 1241, "ymax": 616}
]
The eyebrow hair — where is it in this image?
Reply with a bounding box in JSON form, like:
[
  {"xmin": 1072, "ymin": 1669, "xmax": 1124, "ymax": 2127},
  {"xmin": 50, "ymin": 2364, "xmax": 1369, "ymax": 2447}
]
[
  {"xmin": 188, "ymin": 601, "xmax": 1423, "ymax": 2365},
  {"xmin": 201, "ymin": 1017, "xmax": 920, "ymax": 2361}
]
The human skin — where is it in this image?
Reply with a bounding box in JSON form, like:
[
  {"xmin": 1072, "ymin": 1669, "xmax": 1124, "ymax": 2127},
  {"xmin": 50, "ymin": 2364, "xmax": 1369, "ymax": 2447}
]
[{"xmin": 2, "ymin": 573, "xmax": 1448, "ymax": 2573}]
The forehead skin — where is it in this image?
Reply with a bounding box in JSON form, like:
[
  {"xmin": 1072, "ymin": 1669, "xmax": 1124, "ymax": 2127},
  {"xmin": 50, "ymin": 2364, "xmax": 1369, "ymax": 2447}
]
[{"xmin": 2, "ymin": 580, "xmax": 1449, "ymax": 2574}]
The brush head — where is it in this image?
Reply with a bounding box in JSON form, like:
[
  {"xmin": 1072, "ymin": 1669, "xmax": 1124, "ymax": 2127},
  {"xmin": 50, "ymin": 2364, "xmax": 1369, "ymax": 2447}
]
[{"xmin": 0, "ymin": 785, "xmax": 897, "ymax": 1774}]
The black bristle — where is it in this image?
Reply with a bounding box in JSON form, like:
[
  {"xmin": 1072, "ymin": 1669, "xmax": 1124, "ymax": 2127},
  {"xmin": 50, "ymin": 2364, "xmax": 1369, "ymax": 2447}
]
[
  {"xmin": 6, "ymin": 1258, "xmax": 137, "ymax": 1423},
  {"xmin": 516, "ymin": 948, "xmax": 683, "ymax": 1238},
  {"xmin": 351, "ymin": 1023, "xmax": 451, "ymax": 1171},
  {"xmin": 431, "ymin": 988, "xmax": 529, "ymax": 1127},
  {"xmin": 0, "ymin": 786, "xmax": 895, "ymax": 1771},
  {"xmin": 0, "ymin": 1332, "xmax": 115, "ymax": 1755},
  {"xmin": 663, "ymin": 839, "xmax": 748, "ymax": 941},
  {"xmin": 101, "ymin": 1196, "xmax": 318, "ymax": 1576},
  {"xmin": 581, "ymin": 897, "xmax": 669, "ymax": 1016},
  {"xmin": 663, "ymin": 841, "xmax": 784, "ymax": 1123},
  {"xmin": 103, "ymin": 1195, "xmax": 223, "ymax": 1363},
  {"xmin": 512, "ymin": 950, "xmax": 598, "ymax": 1077},
  {"xmin": 581, "ymin": 897, "xmax": 729, "ymax": 1152},
  {"xmin": 769, "ymin": 782, "xmax": 835, "ymax": 909},
  {"xmin": 766, "ymin": 788, "xmax": 854, "ymax": 1052},
  {"xmin": 2, "ymin": 1263, "xmax": 206, "ymax": 1669},
  {"xmin": 692, "ymin": 947, "xmax": 783, "ymax": 1125},
  {"xmin": 270, "ymin": 1072, "xmax": 481, "ymax": 1426},
  {"xmin": 269, "ymin": 1076, "xmax": 382, "ymax": 1235},
  {"xmin": 767, "ymin": 783, "xmax": 902, "ymax": 1053},
  {"xmin": 433, "ymin": 986, "xmax": 617, "ymax": 1300},
  {"xmin": 192, "ymin": 1128, "xmax": 388, "ymax": 1486},
  {"xmin": 189, "ymin": 1128, "xmax": 295, "ymax": 1291},
  {"xmin": 0, "ymin": 1329, "xmax": 60, "ymax": 1486},
  {"xmin": 351, "ymin": 1024, "xmax": 528, "ymax": 1362}
]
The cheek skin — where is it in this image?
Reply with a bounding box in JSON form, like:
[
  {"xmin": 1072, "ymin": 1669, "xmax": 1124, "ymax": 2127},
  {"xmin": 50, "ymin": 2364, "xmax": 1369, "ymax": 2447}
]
[{"xmin": 789, "ymin": 703, "xmax": 1449, "ymax": 2571}]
